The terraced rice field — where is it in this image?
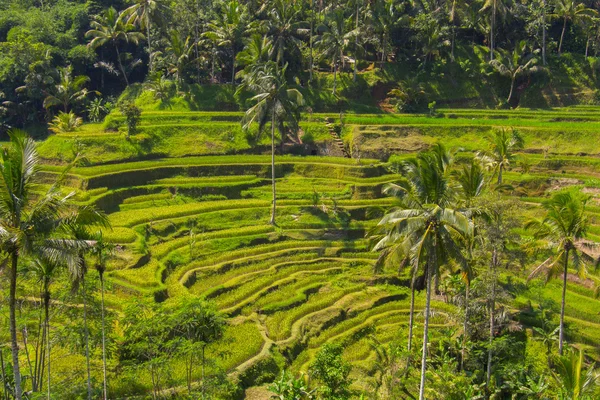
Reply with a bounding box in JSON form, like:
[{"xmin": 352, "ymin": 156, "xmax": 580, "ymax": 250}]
[{"xmin": 50, "ymin": 106, "xmax": 600, "ymax": 392}]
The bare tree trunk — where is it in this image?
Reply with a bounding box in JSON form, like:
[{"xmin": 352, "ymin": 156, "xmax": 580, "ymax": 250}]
[
  {"xmin": 486, "ymin": 249, "xmax": 498, "ymax": 391},
  {"xmin": 353, "ymin": 0, "xmax": 359, "ymax": 82},
  {"xmin": 9, "ymin": 252, "xmax": 23, "ymax": 400},
  {"xmin": 231, "ymin": 47, "xmax": 236, "ymax": 85},
  {"xmin": 461, "ymin": 282, "xmax": 470, "ymax": 371},
  {"xmin": 507, "ymin": 76, "xmax": 516, "ymax": 105},
  {"xmin": 559, "ymin": 16, "xmax": 567, "ymax": 54},
  {"xmin": 418, "ymin": 265, "xmax": 434, "ymax": 400},
  {"xmin": 82, "ymin": 274, "xmax": 92, "ymax": 400},
  {"xmin": 497, "ymin": 165, "xmax": 503, "ymax": 185},
  {"xmin": 542, "ymin": 0, "xmax": 547, "ymax": 65},
  {"xmin": 100, "ymin": 274, "xmax": 108, "ymax": 400},
  {"xmin": 45, "ymin": 289, "xmax": 51, "ymax": 400},
  {"xmin": 309, "ymin": 0, "xmax": 314, "ymax": 82},
  {"xmin": 201, "ymin": 346, "xmax": 206, "ymax": 400},
  {"xmin": 147, "ymin": 14, "xmax": 153, "ymax": 72},
  {"xmin": 407, "ymin": 279, "xmax": 415, "ymax": 353},
  {"xmin": 115, "ymin": 45, "xmax": 129, "ymax": 86},
  {"xmin": 490, "ymin": 1, "xmax": 496, "ymax": 61},
  {"xmin": 332, "ymin": 60, "xmax": 338, "ymax": 95},
  {"xmin": 1, "ymin": 348, "xmax": 8, "ymax": 400},
  {"xmin": 23, "ymin": 327, "xmax": 36, "ymax": 392},
  {"xmin": 586, "ymin": 37, "xmax": 590, "ymax": 57},
  {"xmin": 270, "ymin": 107, "xmax": 277, "ymax": 225},
  {"xmin": 559, "ymin": 248, "xmax": 570, "ymax": 355}
]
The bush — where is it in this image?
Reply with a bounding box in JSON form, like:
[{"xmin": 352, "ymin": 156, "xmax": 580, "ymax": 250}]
[
  {"xmin": 48, "ymin": 111, "xmax": 83, "ymax": 134},
  {"xmin": 119, "ymin": 101, "xmax": 142, "ymax": 138}
]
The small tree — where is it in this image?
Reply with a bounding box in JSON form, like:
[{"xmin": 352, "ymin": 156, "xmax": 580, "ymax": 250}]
[
  {"xmin": 49, "ymin": 111, "xmax": 83, "ymax": 134},
  {"xmin": 119, "ymin": 102, "xmax": 142, "ymax": 138},
  {"xmin": 310, "ymin": 344, "xmax": 352, "ymax": 400}
]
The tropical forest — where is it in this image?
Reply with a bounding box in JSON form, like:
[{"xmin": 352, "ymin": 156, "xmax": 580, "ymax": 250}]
[{"xmin": 3, "ymin": 0, "xmax": 600, "ymax": 399}]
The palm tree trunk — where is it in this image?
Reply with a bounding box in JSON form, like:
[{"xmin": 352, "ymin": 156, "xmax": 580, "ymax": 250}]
[
  {"xmin": 559, "ymin": 248, "xmax": 569, "ymax": 355},
  {"xmin": 231, "ymin": 47, "xmax": 236, "ymax": 85},
  {"xmin": 559, "ymin": 16, "xmax": 567, "ymax": 54},
  {"xmin": 586, "ymin": 37, "xmax": 590, "ymax": 57},
  {"xmin": 407, "ymin": 278, "xmax": 415, "ymax": 353},
  {"xmin": 270, "ymin": 107, "xmax": 277, "ymax": 225},
  {"xmin": 9, "ymin": 252, "xmax": 23, "ymax": 400},
  {"xmin": 486, "ymin": 249, "xmax": 498, "ymax": 391},
  {"xmin": 542, "ymin": 1, "xmax": 547, "ymax": 65},
  {"xmin": 43, "ymin": 284, "xmax": 51, "ymax": 400},
  {"xmin": 497, "ymin": 165, "xmax": 503, "ymax": 185},
  {"xmin": 332, "ymin": 59, "xmax": 337, "ymax": 95},
  {"xmin": 353, "ymin": 0, "xmax": 359, "ymax": 82},
  {"xmin": 507, "ymin": 76, "xmax": 516, "ymax": 105},
  {"xmin": 309, "ymin": 0, "xmax": 314, "ymax": 83},
  {"xmin": 115, "ymin": 45, "xmax": 129, "ymax": 86},
  {"xmin": 201, "ymin": 345, "xmax": 206, "ymax": 400},
  {"xmin": 100, "ymin": 274, "xmax": 108, "ymax": 400},
  {"xmin": 418, "ymin": 265, "xmax": 433, "ymax": 400},
  {"xmin": 461, "ymin": 281, "xmax": 470, "ymax": 371},
  {"xmin": 146, "ymin": 14, "xmax": 153, "ymax": 72},
  {"xmin": 1, "ymin": 348, "xmax": 8, "ymax": 400},
  {"xmin": 82, "ymin": 275, "xmax": 92, "ymax": 400},
  {"xmin": 490, "ymin": 2, "xmax": 496, "ymax": 61}
]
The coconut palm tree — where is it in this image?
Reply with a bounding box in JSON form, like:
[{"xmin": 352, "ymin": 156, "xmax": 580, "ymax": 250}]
[
  {"xmin": 239, "ymin": 62, "xmax": 304, "ymax": 225},
  {"xmin": 43, "ymin": 66, "xmax": 94, "ymax": 113},
  {"xmin": 481, "ymin": 0, "xmax": 512, "ymax": 60},
  {"xmin": 552, "ymin": 0, "xmax": 597, "ymax": 54},
  {"xmin": 92, "ymin": 236, "xmax": 114, "ymax": 400},
  {"xmin": 526, "ymin": 191, "xmax": 595, "ymax": 355},
  {"xmin": 0, "ymin": 130, "xmax": 93, "ymax": 400},
  {"xmin": 165, "ymin": 30, "xmax": 195, "ymax": 90},
  {"xmin": 236, "ymin": 35, "xmax": 274, "ymax": 81},
  {"xmin": 372, "ymin": 146, "xmax": 472, "ymax": 400},
  {"xmin": 317, "ymin": 10, "xmax": 352, "ymax": 95},
  {"xmin": 86, "ymin": 7, "xmax": 145, "ymax": 86},
  {"xmin": 121, "ymin": 0, "xmax": 168, "ymax": 72},
  {"xmin": 204, "ymin": 0, "xmax": 250, "ymax": 84},
  {"xmin": 451, "ymin": 159, "xmax": 490, "ymax": 370},
  {"xmin": 263, "ymin": 0, "xmax": 307, "ymax": 67},
  {"xmin": 63, "ymin": 207, "xmax": 109, "ymax": 400},
  {"xmin": 489, "ymin": 41, "xmax": 541, "ymax": 105},
  {"xmin": 478, "ymin": 128, "xmax": 524, "ymax": 185},
  {"xmin": 28, "ymin": 258, "xmax": 61, "ymax": 400}
]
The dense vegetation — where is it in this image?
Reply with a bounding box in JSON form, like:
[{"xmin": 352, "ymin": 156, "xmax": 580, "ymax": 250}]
[
  {"xmin": 4, "ymin": 0, "xmax": 600, "ymax": 135},
  {"xmin": 2, "ymin": 0, "xmax": 600, "ymax": 400}
]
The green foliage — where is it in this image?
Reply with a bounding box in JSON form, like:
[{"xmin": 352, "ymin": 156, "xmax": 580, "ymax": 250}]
[
  {"xmin": 118, "ymin": 101, "xmax": 142, "ymax": 138},
  {"xmin": 310, "ymin": 344, "xmax": 353, "ymax": 400}
]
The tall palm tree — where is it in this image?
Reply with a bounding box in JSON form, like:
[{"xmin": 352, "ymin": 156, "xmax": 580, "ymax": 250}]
[
  {"xmin": 317, "ymin": 10, "xmax": 352, "ymax": 95},
  {"xmin": 372, "ymin": 146, "xmax": 472, "ymax": 400},
  {"xmin": 63, "ymin": 207, "xmax": 109, "ymax": 400},
  {"xmin": 93, "ymin": 236, "xmax": 114, "ymax": 400},
  {"xmin": 481, "ymin": 0, "xmax": 511, "ymax": 60},
  {"xmin": 86, "ymin": 7, "xmax": 145, "ymax": 86},
  {"xmin": 204, "ymin": 0, "xmax": 250, "ymax": 84},
  {"xmin": 122, "ymin": 0, "xmax": 168, "ymax": 72},
  {"xmin": 239, "ymin": 62, "xmax": 304, "ymax": 225},
  {"xmin": 552, "ymin": 0, "xmax": 597, "ymax": 54},
  {"xmin": 451, "ymin": 159, "xmax": 489, "ymax": 370},
  {"xmin": 165, "ymin": 30, "xmax": 195, "ymax": 90},
  {"xmin": 43, "ymin": 66, "xmax": 94, "ymax": 113},
  {"xmin": 263, "ymin": 0, "xmax": 307, "ymax": 67},
  {"xmin": 0, "ymin": 130, "xmax": 92, "ymax": 400},
  {"xmin": 526, "ymin": 191, "xmax": 595, "ymax": 355},
  {"xmin": 478, "ymin": 129, "xmax": 524, "ymax": 185},
  {"xmin": 28, "ymin": 258, "xmax": 61, "ymax": 400}
]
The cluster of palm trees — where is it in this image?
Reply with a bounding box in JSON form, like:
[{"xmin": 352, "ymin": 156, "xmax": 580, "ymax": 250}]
[
  {"xmin": 0, "ymin": 131, "xmax": 112, "ymax": 400},
  {"xmin": 81, "ymin": 0, "xmax": 600, "ymax": 92},
  {"xmin": 370, "ymin": 131, "xmax": 597, "ymax": 399}
]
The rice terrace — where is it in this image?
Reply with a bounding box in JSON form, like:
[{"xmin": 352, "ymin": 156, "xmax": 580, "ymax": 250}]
[{"xmin": 3, "ymin": 0, "xmax": 600, "ymax": 399}]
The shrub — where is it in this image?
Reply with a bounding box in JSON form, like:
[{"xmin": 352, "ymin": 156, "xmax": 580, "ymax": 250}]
[
  {"xmin": 48, "ymin": 111, "xmax": 83, "ymax": 134},
  {"xmin": 119, "ymin": 101, "xmax": 142, "ymax": 138}
]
